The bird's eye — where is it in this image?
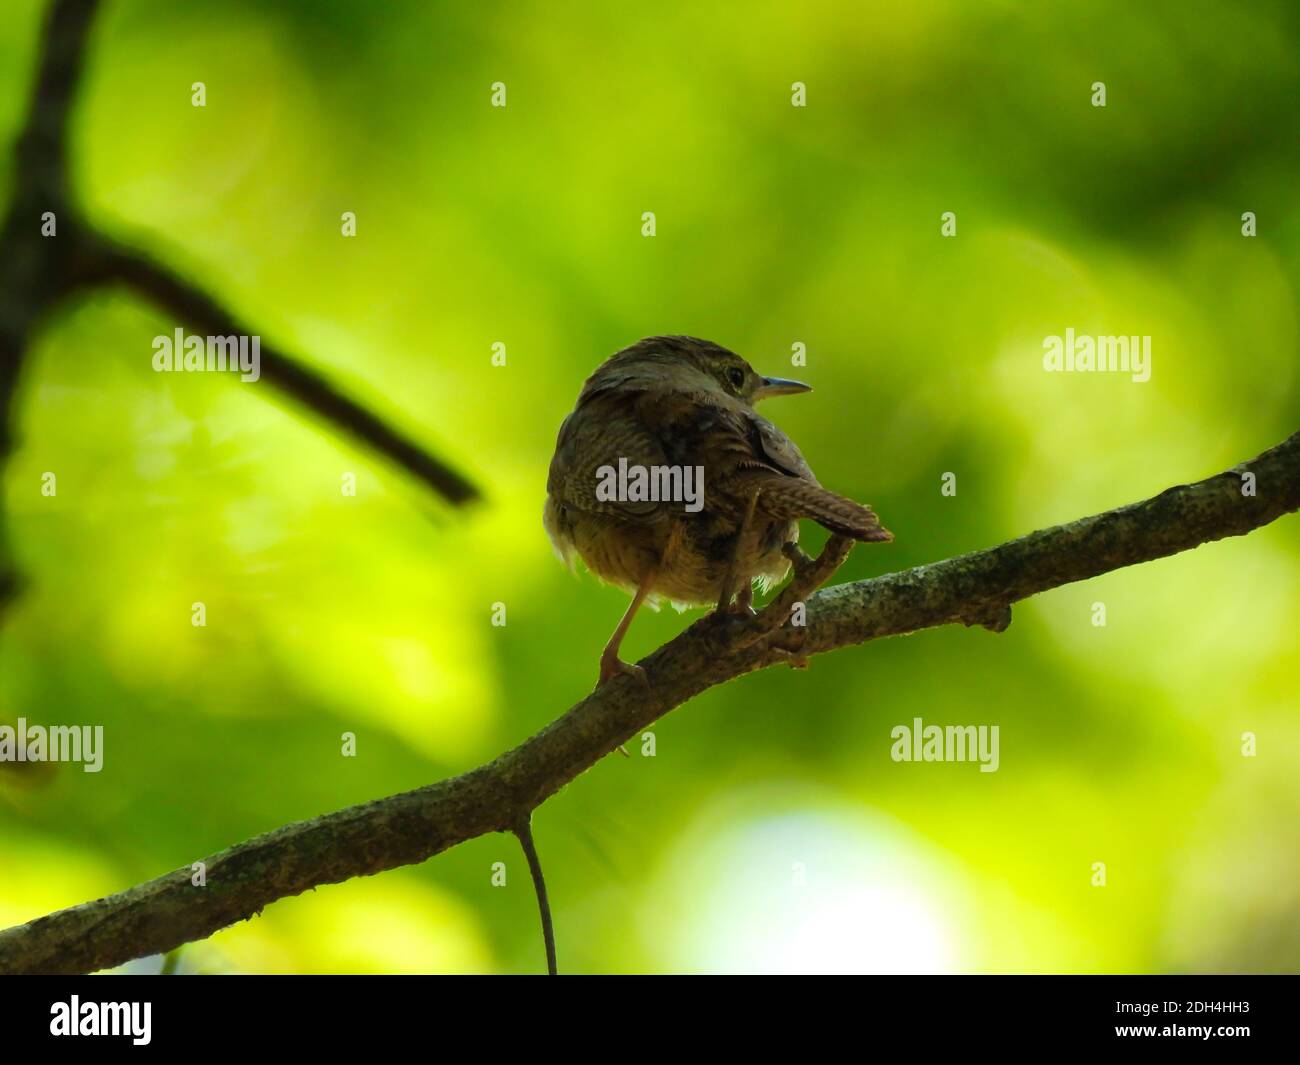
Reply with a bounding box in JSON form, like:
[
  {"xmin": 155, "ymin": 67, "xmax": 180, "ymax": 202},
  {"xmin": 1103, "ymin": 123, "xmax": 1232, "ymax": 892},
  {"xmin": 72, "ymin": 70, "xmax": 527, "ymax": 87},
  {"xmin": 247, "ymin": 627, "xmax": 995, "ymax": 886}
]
[{"xmin": 728, "ymin": 368, "xmax": 745, "ymax": 389}]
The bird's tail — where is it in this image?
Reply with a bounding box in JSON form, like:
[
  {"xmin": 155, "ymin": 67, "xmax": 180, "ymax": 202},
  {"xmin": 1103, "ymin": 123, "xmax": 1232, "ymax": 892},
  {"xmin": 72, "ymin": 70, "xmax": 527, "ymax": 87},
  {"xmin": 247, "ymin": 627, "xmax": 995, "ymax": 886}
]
[{"xmin": 748, "ymin": 474, "xmax": 892, "ymax": 542}]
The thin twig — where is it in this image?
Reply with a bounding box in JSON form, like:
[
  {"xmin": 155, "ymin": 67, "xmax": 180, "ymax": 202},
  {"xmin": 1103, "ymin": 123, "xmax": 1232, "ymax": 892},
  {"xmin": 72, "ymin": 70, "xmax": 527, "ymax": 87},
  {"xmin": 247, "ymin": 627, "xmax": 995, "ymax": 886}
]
[{"xmin": 513, "ymin": 816, "xmax": 558, "ymax": 976}]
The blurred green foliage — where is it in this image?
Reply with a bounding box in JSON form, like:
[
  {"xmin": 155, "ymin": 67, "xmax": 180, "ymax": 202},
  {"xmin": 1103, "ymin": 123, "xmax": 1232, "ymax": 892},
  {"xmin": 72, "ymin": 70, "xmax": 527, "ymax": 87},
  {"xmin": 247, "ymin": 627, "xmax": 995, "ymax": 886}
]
[{"xmin": 1, "ymin": 0, "xmax": 1297, "ymax": 973}]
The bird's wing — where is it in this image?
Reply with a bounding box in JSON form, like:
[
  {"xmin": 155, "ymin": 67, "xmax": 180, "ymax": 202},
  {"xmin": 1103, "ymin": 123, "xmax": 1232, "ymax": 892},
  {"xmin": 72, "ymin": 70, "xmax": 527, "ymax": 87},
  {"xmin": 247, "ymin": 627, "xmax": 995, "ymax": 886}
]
[{"xmin": 743, "ymin": 411, "xmax": 818, "ymax": 483}]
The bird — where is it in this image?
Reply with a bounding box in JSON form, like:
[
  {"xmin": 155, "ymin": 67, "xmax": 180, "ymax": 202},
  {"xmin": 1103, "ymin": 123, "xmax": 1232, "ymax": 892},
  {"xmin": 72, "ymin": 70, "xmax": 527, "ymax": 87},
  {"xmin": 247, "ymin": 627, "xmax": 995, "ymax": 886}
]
[{"xmin": 544, "ymin": 336, "xmax": 892, "ymax": 687}]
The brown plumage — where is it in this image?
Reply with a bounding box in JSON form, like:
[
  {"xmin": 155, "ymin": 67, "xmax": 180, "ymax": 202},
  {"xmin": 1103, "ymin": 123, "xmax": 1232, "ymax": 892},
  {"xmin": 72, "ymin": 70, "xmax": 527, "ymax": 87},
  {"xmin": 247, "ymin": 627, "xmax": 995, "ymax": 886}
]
[
  {"xmin": 545, "ymin": 336, "xmax": 891, "ymax": 685},
  {"xmin": 737, "ymin": 471, "xmax": 892, "ymax": 541}
]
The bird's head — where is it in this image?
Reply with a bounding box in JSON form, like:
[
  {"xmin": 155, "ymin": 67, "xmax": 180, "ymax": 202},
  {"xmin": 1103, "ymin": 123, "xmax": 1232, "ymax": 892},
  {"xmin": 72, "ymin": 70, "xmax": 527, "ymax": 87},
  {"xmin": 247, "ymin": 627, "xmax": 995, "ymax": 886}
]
[{"xmin": 615, "ymin": 336, "xmax": 812, "ymax": 406}]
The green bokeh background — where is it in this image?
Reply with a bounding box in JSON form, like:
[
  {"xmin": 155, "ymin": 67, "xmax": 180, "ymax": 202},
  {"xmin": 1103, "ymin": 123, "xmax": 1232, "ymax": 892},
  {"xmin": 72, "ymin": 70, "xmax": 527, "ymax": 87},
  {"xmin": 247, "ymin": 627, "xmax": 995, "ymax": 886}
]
[{"xmin": 1, "ymin": 0, "xmax": 1297, "ymax": 973}]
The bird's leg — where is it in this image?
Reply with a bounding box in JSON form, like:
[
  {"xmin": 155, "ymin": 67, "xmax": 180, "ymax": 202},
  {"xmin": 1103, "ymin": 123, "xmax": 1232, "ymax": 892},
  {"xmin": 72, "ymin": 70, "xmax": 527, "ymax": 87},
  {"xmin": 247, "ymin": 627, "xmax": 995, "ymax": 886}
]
[
  {"xmin": 597, "ymin": 569, "xmax": 656, "ymax": 688},
  {"xmin": 716, "ymin": 488, "xmax": 761, "ymax": 615}
]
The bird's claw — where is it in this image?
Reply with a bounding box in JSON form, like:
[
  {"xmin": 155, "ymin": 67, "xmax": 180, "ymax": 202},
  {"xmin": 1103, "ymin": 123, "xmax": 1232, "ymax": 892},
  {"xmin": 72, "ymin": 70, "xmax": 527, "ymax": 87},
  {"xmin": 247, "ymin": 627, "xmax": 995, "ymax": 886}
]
[
  {"xmin": 711, "ymin": 601, "xmax": 756, "ymax": 622},
  {"xmin": 597, "ymin": 653, "xmax": 648, "ymax": 689}
]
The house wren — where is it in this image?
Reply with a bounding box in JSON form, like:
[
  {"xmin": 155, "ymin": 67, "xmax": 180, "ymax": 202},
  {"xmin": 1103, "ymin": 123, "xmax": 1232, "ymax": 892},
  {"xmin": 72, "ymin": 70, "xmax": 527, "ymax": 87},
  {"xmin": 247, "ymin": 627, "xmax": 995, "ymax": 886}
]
[{"xmin": 545, "ymin": 336, "xmax": 891, "ymax": 686}]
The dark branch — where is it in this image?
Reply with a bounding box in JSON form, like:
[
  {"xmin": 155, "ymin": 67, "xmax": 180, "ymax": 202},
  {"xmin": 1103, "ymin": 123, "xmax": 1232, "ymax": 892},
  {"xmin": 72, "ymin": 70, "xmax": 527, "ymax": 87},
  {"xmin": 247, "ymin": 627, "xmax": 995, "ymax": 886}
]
[
  {"xmin": 0, "ymin": 0, "xmax": 104, "ymax": 618},
  {"xmin": 12, "ymin": 0, "xmax": 99, "ymax": 210},
  {"xmin": 82, "ymin": 241, "xmax": 481, "ymax": 506},
  {"xmin": 0, "ymin": 0, "xmax": 479, "ymax": 625},
  {"xmin": 514, "ymin": 816, "xmax": 558, "ymax": 976},
  {"xmin": 1, "ymin": 430, "xmax": 1295, "ymax": 975}
]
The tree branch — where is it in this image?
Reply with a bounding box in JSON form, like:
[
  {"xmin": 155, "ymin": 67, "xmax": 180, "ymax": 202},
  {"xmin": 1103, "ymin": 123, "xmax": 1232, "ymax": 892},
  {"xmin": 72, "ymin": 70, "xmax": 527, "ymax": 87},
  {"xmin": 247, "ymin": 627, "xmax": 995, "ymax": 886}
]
[
  {"xmin": 0, "ymin": 0, "xmax": 479, "ymax": 627},
  {"xmin": 1, "ymin": 430, "xmax": 1295, "ymax": 975},
  {"xmin": 0, "ymin": 0, "xmax": 103, "ymax": 620},
  {"xmin": 81, "ymin": 240, "xmax": 481, "ymax": 506}
]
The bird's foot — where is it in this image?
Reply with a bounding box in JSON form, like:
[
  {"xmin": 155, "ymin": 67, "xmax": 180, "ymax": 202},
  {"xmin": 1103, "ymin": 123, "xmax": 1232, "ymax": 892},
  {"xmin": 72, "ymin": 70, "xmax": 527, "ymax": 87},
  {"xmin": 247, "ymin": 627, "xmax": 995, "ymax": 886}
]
[
  {"xmin": 715, "ymin": 580, "xmax": 756, "ymax": 618},
  {"xmin": 706, "ymin": 605, "xmax": 752, "ymax": 647},
  {"xmin": 712, "ymin": 596, "xmax": 757, "ymax": 619},
  {"xmin": 596, "ymin": 651, "xmax": 648, "ymax": 689}
]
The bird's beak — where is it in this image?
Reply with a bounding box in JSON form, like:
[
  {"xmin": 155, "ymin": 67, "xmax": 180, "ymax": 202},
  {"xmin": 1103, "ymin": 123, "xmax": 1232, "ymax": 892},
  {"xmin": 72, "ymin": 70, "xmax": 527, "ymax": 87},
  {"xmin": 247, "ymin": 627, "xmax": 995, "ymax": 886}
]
[{"xmin": 754, "ymin": 375, "xmax": 812, "ymax": 401}]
